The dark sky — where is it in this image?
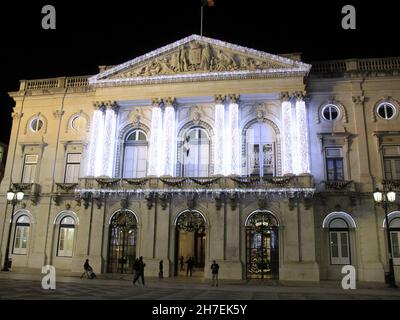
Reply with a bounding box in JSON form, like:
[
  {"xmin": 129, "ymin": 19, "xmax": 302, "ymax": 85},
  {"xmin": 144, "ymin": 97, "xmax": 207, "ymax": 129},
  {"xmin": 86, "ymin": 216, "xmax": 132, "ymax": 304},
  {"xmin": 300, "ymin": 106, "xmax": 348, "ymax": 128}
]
[{"xmin": 0, "ymin": 0, "xmax": 399, "ymax": 144}]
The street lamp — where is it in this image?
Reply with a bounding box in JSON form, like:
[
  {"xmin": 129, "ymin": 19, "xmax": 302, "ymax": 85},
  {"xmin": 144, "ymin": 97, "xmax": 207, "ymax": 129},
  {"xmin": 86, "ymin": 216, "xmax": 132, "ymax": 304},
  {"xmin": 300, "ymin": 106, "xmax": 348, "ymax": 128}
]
[
  {"xmin": 1, "ymin": 189, "xmax": 24, "ymax": 271},
  {"xmin": 373, "ymin": 186, "xmax": 398, "ymax": 288}
]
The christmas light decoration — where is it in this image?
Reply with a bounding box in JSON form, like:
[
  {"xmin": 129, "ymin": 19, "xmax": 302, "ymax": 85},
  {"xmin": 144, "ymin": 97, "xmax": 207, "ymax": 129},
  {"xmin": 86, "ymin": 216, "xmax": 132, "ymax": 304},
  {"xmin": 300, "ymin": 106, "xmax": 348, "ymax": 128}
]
[{"xmin": 214, "ymin": 103, "xmax": 225, "ymax": 175}]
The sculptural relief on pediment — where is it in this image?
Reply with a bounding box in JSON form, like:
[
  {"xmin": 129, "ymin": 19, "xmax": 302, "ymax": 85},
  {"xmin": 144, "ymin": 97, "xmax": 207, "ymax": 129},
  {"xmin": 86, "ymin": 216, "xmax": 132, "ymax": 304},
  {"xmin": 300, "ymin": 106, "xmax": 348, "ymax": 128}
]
[{"xmin": 112, "ymin": 41, "xmax": 291, "ymax": 78}]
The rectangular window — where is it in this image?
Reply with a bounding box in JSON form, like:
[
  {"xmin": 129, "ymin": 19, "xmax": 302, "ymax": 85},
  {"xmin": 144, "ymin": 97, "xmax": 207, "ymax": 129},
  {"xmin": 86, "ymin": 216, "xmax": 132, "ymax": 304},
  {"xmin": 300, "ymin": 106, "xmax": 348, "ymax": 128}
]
[
  {"xmin": 325, "ymin": 148, "xmax": 344, "ymax": 181},
  {"xmin": 330, "ymin": 231, "xmax": 350, "ymax": 265},
  {"xmin": 391, "ymin": 231, "xmax": 400, "ymax": 265},
  {"xmin": 383, "ymin": 146, "xmax": 400, "ymax": 180},
  {"xmin": 13, "ymin": 226, "xmax": 29, "ymax": 255},
  {"xmin": 22, "ymin": 154, "xmax": 38, "ymax": 183},
  {"xmin": 64, "ymin": 153, "xmax": 81, "ymax": 183},
  {"xmin": 57, "ymin": 227, "xmax": 75, "ymax": 257}
]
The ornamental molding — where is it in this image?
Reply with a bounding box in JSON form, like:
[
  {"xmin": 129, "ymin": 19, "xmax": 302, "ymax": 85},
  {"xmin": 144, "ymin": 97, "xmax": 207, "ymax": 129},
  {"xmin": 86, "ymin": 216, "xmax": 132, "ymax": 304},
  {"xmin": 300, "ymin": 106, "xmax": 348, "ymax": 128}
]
[
  {"xmin": 316, "ymin": 100, "xmax": 348, "ymax": 124},
  {"xmin": 89, "ymin": 35, "xmax": 311, "ymax": 87},
  {"xmin": 371, "ymin": 97, "xmax": 400, "ymax": 123}
]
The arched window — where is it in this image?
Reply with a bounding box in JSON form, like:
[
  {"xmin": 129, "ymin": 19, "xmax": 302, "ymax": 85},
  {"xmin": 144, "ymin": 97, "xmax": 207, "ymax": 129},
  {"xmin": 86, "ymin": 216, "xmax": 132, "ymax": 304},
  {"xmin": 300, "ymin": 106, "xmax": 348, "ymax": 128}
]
[
  {"xmin": 123, "ymin": 130, "xmax": 148, "ymax": 178},
  {"xmin": 183, "ymin": 127, "xmax": 210, "ymax": 177},
  {"xmin": 13, "ymin": 216, "xmax": 30, "ymax": 255},
  {"xmin": 57, "ymin": 216, "xmax": 76, "ymax": 257},
  {"xmin": 246, "ymin": 122, "xmax": 276, "ymax": 177},
  {"xmin": 328, "ymin": 218, "xmax": 350, "ymax": 265},
  {"xmin": 390, "ymin": 218, "xmax": 400, "ymax": 265}
]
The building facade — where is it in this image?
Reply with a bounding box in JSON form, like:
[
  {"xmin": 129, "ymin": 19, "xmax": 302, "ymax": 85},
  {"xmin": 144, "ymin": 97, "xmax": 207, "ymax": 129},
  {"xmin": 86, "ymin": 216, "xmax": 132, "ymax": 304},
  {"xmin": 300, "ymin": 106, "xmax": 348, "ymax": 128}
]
[{"xmin": 1, "ymin": 35, "xmax": 399, "ymax": 282}]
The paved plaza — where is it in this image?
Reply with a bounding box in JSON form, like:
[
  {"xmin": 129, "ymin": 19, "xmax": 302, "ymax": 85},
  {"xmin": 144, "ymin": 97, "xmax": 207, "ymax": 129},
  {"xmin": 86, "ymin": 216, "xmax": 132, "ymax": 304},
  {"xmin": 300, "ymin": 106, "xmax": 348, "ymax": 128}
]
[{"xmin": 0, "ymin": 273, "xmax": 399, "ymax": 300}]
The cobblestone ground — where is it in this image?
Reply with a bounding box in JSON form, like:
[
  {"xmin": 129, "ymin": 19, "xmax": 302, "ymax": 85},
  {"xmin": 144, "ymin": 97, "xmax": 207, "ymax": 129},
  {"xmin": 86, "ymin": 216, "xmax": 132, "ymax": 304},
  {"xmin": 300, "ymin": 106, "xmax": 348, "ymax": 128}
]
[{"xmin": 0, "ymin": 273, "xmax": 399, "ymax": 300}]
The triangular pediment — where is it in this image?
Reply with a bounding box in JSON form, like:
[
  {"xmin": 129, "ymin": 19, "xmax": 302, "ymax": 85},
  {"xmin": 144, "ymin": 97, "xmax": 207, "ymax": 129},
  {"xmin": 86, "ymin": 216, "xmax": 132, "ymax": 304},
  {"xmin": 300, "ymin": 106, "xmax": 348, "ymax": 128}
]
[{"xmin": 89, "ymin": 35, "xmax": 311, "ymax": 86}]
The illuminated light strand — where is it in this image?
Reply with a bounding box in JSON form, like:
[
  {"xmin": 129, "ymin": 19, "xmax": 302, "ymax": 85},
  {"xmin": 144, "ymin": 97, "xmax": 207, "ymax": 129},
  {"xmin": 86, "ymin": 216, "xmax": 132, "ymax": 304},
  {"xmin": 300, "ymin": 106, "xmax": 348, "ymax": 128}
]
[
  {"xmin": 214, "ymin": 103, "xmax": 225, "ymax": 175},
  {"xmin": 85, "ymin": 109, "xmax": 103, "ymax": 176},
  {"xmin": 290, "ymin": 102, "xmax": 300, "ymax": 175},
  {"xmin": 76, "ymin": 188, "xmax": 315, "ymax": 198},
  {"xmin": 103, "ymin": 108, "xmax": 117, "ymax": 177},
  {"xmin": 281, "ymin": 101, "xmax": 293, "ymax": 175},
  {"xmin": 229, "ymin": 103, "xmax": 241, "ymax": 175},
  {"xmin": 161, "ymin": 105, "xmax": 176, "ymax": 176},
  {"xmin": 148, "ymin": 106, "xmax": 163, "ymax": 176},
  {"xmin": 295, "ymin": 100, "xmax": 311, "ymax": 174}
]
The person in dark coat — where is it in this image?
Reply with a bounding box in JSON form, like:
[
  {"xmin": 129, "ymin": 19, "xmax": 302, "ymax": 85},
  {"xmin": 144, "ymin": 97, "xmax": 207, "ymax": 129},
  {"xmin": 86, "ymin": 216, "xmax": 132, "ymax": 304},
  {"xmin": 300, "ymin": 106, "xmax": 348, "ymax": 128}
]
[
  {"xmin": 186, "ymin": 257, "xmax": 194, "ymax": 277},
  {"xmin": 138, "ymin": 256, "xmax": 146, "ymax": 285},
  {"xmin": 211, "ymin": 260, "xmax": 220, "ymax": 287},
  {"xmin": 132, "ymin": 258, "xmax": 141, "ymax": 285},
  {"xmin": 80, "ymin": 259, "xmax": 92, "ymax": 279},
  {"xmin": 159, "ymin": 260, "xmax": 164, "ymax": 279},
  {"xmin": 180, "ymin": 256, "xmax": 184, "ymax": 271}
]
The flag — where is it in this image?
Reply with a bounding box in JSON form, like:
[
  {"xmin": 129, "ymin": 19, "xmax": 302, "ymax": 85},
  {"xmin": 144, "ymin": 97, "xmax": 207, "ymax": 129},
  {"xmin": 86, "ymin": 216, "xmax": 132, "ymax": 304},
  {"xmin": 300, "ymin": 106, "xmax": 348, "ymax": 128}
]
[{"xmin": 201, "ymin": 0, "xmax": 215, "ymax": 7}]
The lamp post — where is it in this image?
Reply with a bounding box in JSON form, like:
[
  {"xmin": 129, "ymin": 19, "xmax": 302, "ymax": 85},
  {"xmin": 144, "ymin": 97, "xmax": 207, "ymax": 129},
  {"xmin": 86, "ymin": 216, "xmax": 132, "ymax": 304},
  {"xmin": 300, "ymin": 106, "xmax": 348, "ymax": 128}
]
[
  {"xmin": 373, "ymin": 186, "xmax": 397, "ymax": 288},
  {"xmin": 1, "ymin": 189, "xmax": 24, "ymax": 271}
]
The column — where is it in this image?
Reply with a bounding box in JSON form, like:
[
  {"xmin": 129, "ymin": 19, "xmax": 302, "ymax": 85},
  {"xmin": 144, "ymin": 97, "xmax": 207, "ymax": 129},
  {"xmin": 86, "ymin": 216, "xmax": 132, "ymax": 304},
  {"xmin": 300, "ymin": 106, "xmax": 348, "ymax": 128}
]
[
  {"xmin": 147, "ymin": 100, "xmax": 163, "ymax": 176},
  {"xmin": 295, "ymin": 93, "xmax": 311, "ymax": 174},
  {"xmin": 103, "ymin": 102, "xmax": 118, "ymax": 177},
  {"xmin": 228, "ymin": 94, "xmax": 241, "ymax": 175},
  {"xmin": 280, "ymin": 92, "xmax": 294, "ymax": 175},
  {"xmin": 213, "ymin": 95, "xmax": 225, "ymax": 175},
  {"xmin": 161, "ymin": 98, "xmax": 176, "ymax": 176},
  {"xmin": 85, "ymin": 101, "xmax": 118, "ymax": 177},
  {"xmin": 86, "ymin": 103, "xmax": 105, "ymax": 177}
]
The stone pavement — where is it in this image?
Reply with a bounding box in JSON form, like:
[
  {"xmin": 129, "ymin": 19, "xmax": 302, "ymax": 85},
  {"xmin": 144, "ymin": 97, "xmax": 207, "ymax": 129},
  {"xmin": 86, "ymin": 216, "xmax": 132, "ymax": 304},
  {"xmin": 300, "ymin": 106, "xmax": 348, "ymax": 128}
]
[{"xmin": 0, "ymin": 272, "xmax": 399, "ymax": 300}]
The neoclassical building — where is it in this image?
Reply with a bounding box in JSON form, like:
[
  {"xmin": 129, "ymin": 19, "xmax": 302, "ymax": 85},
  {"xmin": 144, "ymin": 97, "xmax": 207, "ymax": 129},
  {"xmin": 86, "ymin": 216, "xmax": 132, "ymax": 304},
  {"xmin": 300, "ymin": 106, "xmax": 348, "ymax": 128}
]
[{"xmin": 1, "ymin": 35, "xmax": 399, "ymax": 282}]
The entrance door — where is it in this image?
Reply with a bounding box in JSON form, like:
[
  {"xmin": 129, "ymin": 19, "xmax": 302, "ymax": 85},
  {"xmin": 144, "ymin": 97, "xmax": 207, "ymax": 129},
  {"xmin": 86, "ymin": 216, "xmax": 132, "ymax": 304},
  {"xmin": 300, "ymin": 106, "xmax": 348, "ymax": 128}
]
[
  {"xmin": 174, "ymin": 210, "xmax": 206, "ymax": 276},
  {"xmin": 108, "ymin": 210, "xmax": 137, "ymax": 274},
  {"xmin": 246, "ymin": 211, "xmax": 279, "ymax": 279}
]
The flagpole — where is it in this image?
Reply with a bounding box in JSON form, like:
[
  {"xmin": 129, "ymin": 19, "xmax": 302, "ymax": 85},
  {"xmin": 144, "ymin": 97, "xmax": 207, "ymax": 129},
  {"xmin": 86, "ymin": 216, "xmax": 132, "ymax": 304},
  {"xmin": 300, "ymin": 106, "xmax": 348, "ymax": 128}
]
[{"xmin": 200, "ymin": 6, "xmax": 204, "ymax": 37}]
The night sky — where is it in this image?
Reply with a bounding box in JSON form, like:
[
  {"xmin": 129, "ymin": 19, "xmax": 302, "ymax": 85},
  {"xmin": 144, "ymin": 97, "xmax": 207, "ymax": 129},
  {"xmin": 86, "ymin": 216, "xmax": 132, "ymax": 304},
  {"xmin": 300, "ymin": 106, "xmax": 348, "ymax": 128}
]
[{"xmin": 0, "ymin": 0, "xmax": 399, "ymax": 144}]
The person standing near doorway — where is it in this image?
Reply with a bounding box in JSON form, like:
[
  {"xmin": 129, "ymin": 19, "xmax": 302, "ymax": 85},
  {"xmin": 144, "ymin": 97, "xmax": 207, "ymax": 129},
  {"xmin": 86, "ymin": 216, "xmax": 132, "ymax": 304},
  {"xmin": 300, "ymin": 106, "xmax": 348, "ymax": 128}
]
[
  {"xmin": 138, "ymin": 256, "xmax": 146, "ymax": 285},
  {"xmin": 211, "ymin": 260, "xmax": 219, "ymax": 287},
  {"xmin": 180, "ymin": 256, "xmax": 184, "ymax": 272},
  {"xmin": 186, "ymin": 257, "xmax": 193, "ymax": 277}
]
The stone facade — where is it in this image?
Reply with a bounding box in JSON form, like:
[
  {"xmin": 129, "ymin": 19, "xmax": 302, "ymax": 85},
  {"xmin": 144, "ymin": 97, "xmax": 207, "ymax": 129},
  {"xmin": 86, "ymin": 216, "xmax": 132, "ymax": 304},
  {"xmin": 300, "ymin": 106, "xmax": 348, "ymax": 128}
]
[{"xmin": 0, "ymin": 35, "xmax": 399, "ymax": 282}]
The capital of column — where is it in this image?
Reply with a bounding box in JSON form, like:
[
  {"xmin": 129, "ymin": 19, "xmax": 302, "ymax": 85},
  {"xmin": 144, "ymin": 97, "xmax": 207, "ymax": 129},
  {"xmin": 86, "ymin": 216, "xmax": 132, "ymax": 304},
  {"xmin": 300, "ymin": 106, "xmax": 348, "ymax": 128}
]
[
  {"xmin": 163, "ymin": 97, "xmax": 177, "ymax": 108},
  {"xmin": 228, "ymin": 94, "xmax": 240, "ymax": 104},
  {"xmin": 52, "ymin": 110, "xmax": 65, "ymax": 119},
  {"xmin": 279, "ymin": 92, "xmax": 291, "ymax": 102},
  {"xmin": 11, "ymin": 112, "xmax": 23, "ymax": 120},
  {"xmin": 292, "ymin": 91, "xmax": 307, "ymax": 103},
  {"xmin": 151, "ymin": 98, "xmax": 162, "ymax": 108},
  {"xmin": 93, "ymin": 101, "xmax": 106, "ymax": 112},
  {"xmin": 214, "ymin": 94, "xmax": 227, "ymax": 105},
  {"xmin": 352, "ymin": 95, "xmax": 366, "ymax": 105},
  {"xmin": 104, "ymin": 100, "xmax": 119, "ymax": 113}
]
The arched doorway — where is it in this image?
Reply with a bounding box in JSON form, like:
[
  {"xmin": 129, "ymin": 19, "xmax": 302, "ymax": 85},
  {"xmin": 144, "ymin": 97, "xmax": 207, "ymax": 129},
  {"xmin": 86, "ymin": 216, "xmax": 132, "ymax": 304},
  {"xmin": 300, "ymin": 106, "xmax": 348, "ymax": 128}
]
[
  {"xmin": 174, "ymin": 210, "xmax": 206, "ymax": 277},
  {"xmin": 245, "ymin": 211, "xmax": 279, "ymax": 279},
  {"xmin": 107, "ymin": 210, "xmax": 138, "ymax": 274}
]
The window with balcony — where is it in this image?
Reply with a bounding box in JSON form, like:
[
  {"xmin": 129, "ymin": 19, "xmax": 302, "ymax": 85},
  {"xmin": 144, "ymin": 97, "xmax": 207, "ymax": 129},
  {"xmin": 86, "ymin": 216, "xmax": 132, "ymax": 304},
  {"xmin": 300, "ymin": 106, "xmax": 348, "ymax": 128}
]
[
  {"xmin": 246, "ymin": 123, "xmax": 276, "ymax": 177},
  {"xmin": 325, "ymin": 148, "xmax": 344, "ymax": 181},
  {"xmin": 183, "ymin": 127, "xmax": 210, "ymax": 177},
  {"xmin": 22, "ymin": 154, "xmax": 38, "ymax": 183},
  {"xmin": 383, "ymin": 146, "xmax": 400, "ymax": 180},
  {"xmin": 64, "ymin": 153, "xmax": 81, "ymax": 183},
  {"xmin": 123, "ymin": 130, "xmax": 148, "ymax": 178}
]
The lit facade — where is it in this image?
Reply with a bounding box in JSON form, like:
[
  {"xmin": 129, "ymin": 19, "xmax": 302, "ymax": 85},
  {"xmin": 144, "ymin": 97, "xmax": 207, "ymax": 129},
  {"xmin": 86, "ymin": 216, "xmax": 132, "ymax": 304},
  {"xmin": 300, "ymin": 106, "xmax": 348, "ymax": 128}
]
[{"xmin": 0, "ymin": 35, "xmax": 399, "ymax": 282}]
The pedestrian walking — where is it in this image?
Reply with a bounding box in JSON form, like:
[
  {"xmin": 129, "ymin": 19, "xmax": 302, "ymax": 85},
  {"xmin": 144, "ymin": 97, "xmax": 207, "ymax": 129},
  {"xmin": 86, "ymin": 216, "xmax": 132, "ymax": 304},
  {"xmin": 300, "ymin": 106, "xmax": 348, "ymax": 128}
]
[
  {"xmin": 138, "ymin": 256, "xmax": 146, "ymax": 285},
  {"xmin": 211, "ymin": 260, "xmax": 219, "ymax": 287}
]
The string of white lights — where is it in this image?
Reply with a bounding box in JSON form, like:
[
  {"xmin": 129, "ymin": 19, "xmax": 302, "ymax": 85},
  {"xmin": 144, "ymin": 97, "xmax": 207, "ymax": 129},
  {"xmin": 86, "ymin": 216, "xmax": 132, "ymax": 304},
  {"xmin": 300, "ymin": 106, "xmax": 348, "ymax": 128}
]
[
  {"xmin": 214, "ymin": 103, "xmax": 225, "ymax": 175},
  {"xmin": 296, "ymin": 100, "xmax": 311, "ymax": 174},
  {"xmin": 148, "ymin": 106, "xmax": 163, "ymax": 176}
]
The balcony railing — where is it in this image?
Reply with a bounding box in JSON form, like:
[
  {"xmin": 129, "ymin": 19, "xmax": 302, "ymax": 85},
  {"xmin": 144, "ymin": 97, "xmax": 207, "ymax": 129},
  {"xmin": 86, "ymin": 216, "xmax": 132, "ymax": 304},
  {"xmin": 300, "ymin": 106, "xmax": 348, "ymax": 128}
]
[
  {"xmin": 75, "ymin": 175, "xmax": 314, "ymax": 192},
  {"xmin": 21, "ymin": 76, "xmax": 90, "ymax": 91},
  {"xmin": 311, "ymin": 57, "xmax": 400, "ymax": 76},
  {"xmin": 322, "ymin": 180, "xmax": 356, "ymax": 192},
  {"xmin": 383, "ymin": 180, "xmax": 400, "ymax": 192}
]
